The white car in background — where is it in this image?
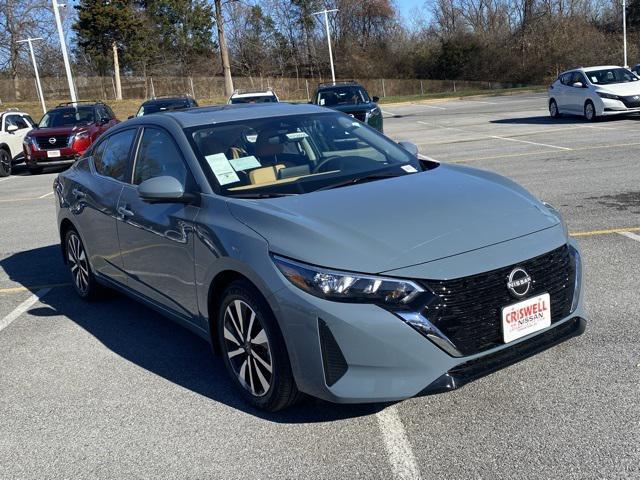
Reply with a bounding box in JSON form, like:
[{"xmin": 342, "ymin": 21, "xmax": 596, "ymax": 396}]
[
  {"xmin": 0, "ymin": 109, "xmax": 35, "ymax": 176},
  {"xmin": 227, "ymin": 89, "xmax": 279, "ymax": 104},
  {"xmin": 548, "ymin": 66, "xmax": 640, "ymax": 121}
]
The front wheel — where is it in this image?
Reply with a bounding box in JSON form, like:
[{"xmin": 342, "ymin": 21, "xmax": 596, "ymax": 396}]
[
  {"xmin": 217, "ymin": 280, "xmax": 301, "ymax": 411},
  {"xmin": 584, "ymin": 101, "xmax": 597, "ymax": 122},
  {"xmin": 549, "ymin": 99, "xmax": 561, "ymax": 119},
  {"xmin": 0, "ymin": 149, "xmax": 11, "ymax": 177}
]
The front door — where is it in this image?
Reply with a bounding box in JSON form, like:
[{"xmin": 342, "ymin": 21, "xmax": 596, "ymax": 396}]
[
  {"xmin": 3, "ymin": 114, "xmax": 33, "ymax": 158},
  {"xmin": 116, "ymin": 127, "xmax": 200, "ymax": 322}
]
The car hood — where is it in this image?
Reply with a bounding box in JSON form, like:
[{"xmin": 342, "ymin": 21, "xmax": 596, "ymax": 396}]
[
  {"xmin": 227, "ymin": 164, "xmax": 561, "ymax": 274},
  {"xmin": 29, "ymin": 125, "xmax": 90, "ymax": 136},
  {"xmin": 595, "ymin": 82, "xmax": 640, "ymax": 96}
]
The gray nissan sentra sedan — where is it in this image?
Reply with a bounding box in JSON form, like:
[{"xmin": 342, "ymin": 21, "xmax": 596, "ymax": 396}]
[{"xmin": 54, "ymin": 103, "xmax": 586, "ymax": 411}]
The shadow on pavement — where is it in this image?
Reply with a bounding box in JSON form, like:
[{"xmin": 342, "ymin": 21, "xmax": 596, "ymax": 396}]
[
  {"xmin": 491, "ymin": 115, "xmax": 633, "ymax": 125},
  {"xmin": 1, "ymin": 245, "xmax": 388, "ymax": 423}
]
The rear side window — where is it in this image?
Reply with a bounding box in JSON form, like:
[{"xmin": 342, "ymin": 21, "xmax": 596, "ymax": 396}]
[
  {"xmin": 93, "ymin": 129, "xmax": 136, "ymax": 182},
  {"xmin": 5, "ymin": 115, "xmax": 30, "ymax": 130},
  {"xmin": 133, "ymin": 128, "xmax": 187, "ymax": 186}
]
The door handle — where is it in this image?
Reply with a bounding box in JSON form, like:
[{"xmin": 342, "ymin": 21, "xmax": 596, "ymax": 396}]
[
  {"xmin": 72, "ymin": 188, "xmax": 86, "ymax": 200},
  {"xmin": 117, "ymin": 206, "xmax": 134, "ymax": 218}
]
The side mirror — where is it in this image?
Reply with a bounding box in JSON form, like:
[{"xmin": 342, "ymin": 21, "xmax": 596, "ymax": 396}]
[
  {"xmin": 138, "ymin": 176, "xmax": 193, "ymax": 203},
  {"xmin": 99, "ymin": 117, "xmax": 110, "ymax": 125},
  {"xmin": 127, "ymin": 115, "xmax": 134, "ymax": 120},
  {"xmin": 572, "ymin": 82, "xmax": 584, "ymax": 88},
  {"xmin": 6, "ymin": 125, "xmax": 18, "ymax": 133},
  {"xmin": 398, "ymin": 141, "xmax": 419, "ymax": 157},
  {"xmin": 372, "ymin": 96, "xmax": 380, "ymax": 103}
]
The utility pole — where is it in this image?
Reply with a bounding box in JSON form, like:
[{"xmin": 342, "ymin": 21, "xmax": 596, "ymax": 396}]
[
  {"xmin": 623, "ymin": 0, "xmax": 629, "ymax": 67},
  {"xmin": 313, "ymin": 9, "xmax": 338, "ymax": 84},
  {"xmin": 214, "ymin": 0, "xmax": 234, "ymax": 97},
  {"xmin": 52, "ymin": 0, "xmax": 77, "ymax": 102},
  {"xmin": 112, "ymin": 42, "xmax": 122, "ymax": 100},
  {"xmin": 17, "ymin": 37, "xmax": 46, "ymax": 114}
]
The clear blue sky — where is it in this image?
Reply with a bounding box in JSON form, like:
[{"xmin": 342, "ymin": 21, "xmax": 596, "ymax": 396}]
[{"xmin": 396, "ymin": 0, "xmax": 428, "ymax": 23}]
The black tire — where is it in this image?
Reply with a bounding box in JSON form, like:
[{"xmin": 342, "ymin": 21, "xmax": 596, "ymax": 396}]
[
  {"xmin": 28, "ymin": 166, "xmax": 43, "ymax": 175},
  {"xmin": 64, "ymin": 228, "xmax": 104, "ymax": 301},
  {"xmin": 0, "ymin": 149, "xmax": 11, "ymax": 177},
  {"xmin": 217, "ymin": 279, "xmax": 301, "ymax": 411},
  {"xmin": 549, "ymin": 99, "xmax": 561, "ymax": 119},
  {"xmin": 584, "ymin": 100, "xmax": 597, "ymax": 122}
]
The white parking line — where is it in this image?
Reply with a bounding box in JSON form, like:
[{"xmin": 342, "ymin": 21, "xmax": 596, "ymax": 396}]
[
  {"xmin": 0, "ymin": 288, "xmax": 51, "ymax": 334},
  {"xmin": 490, "ymin": 135, "xmax": 572, "ymax": 151},
  {"xmin": 415, "ymin": 104, "xmax": 447, "ymax": 110},
  {"xmin": 619, "ymin": 231, "xmax": 640, "ymax": 242},
  {"xmin": 461, "ymin": 100, "xmax": 497, "ymax": 105},
  {"xmin": 382, "ymin": 109, "xmax": 398, "ymax": 117},
  {"xmin": 0, "ymin": 176, "xmax": 14, "ymax": 183},
  {"xmin": 376, "ymin": 405, "xmax": 421, "ymax": 480},
  {"xmin": 38, "ymin": 191, "xmax": 53, "ymax": 199},
  {"xmin": 418, "ymin": 153, "xmax": 440, "ymax": 163}
]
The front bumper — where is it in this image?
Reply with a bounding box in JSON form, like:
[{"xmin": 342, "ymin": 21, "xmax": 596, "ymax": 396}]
[
  {"xmin": 24, "ymin": 148, "xmax": 79, "ymax": 168},
  {"xmin": 271, "ymin": 239, "xmax": 585, "ymax": 404},
  {"xmin": 599, "ymin": 97, "xmax": 640, "ymax": 115}
]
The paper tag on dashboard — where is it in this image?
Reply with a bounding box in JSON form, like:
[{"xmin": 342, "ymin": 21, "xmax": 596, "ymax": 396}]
[
  {"xmin": 402, "ymin": 165, "xmax": 418, "ymax": 173},
  {"xmin": 205, "ymin": 153, "xmax": 240, "ymax": 185},
  {"xmin": 229, "ymin": 155, "xmax": 261, "ymax": 171}
]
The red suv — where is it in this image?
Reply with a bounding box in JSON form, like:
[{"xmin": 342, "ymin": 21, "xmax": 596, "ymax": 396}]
[{"xmin": 23, "ymin": 101, "xmax": 119, "ymax": 174}]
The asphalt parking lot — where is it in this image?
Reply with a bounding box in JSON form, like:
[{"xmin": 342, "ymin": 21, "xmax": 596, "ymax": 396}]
[{"xmin": 1, "ymin": 92, "xmax": 639, "ymax": 479}]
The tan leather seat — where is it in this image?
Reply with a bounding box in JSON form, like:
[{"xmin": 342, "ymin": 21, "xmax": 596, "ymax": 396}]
[{"xmin": 249, "ymin": 164, "xmax": 285, "ymax": 184}]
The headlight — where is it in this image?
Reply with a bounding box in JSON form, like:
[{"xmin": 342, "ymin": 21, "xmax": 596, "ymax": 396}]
[
  {"xmin": 74, "ymin": 131, "xmax": 90, "ymax": 141},
  {"xmin": 569, "ymin": 244, "xmax": 582, "ymax": 313},
  {"xmin": 543, "ymin": 202, "xmax": 568, "ymax": 238},
  {"xmin": 272, "ymin": 255, "xmax": 424, "ymax": 305},
  {"xmin": 370, "ymin": 107, "xmax": 382, "ymax": 116},
  {"xmin": 596, "ymin": 92, "xmax": 618, "ymax": 100}
]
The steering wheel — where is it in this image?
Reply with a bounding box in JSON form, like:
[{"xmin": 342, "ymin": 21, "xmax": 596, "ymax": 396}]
[{"xmin": 313, "ymin": 155, "xmax": 384, "ymax": 174}]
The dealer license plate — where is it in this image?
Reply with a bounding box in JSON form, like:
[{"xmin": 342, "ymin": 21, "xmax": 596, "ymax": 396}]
[{"xmin": 502, "ymin": 293, "xmax": 551, "ymax": 343}]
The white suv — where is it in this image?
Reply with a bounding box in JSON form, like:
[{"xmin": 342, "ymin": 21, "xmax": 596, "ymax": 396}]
[
  {"xmin": 227, "ymin": 89, "xmax": 279, "ymax": 104},
  {"xmin": 0, "ymin": 109, "xmax": 35, "ymax": 176},
  {"xmin": 548, "ymin": 66, "xmax": 640, "ymax": 121}
]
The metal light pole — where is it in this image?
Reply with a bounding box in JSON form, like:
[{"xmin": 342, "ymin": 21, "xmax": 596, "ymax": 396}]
[
  {"xmin": 313, "ymin": 9, "xmax": 338, "ymax": 83},
  {"xmin": 52, "ymin": 0, "xmax": 77, "ymax": 102},
  {"xmin": 623, "ymin": 0, "xmax": 628, "ymax": 68},
  {"xmin": 17, "ymin": 37, "xmax": 46, "ymax": 113}
]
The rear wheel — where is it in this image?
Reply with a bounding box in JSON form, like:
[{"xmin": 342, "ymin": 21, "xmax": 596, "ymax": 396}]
[
  {"xmin": 65, "ymin": 228, "xmax": 103, "ymax": 300},
  {"xmin": 0, "ymin": 149, "xmax": 11, "ymax": 177},
  {"xmin": 549, "ymin": 99, "xmax": 561, "ymax": 119},
  {"xmin": 584, "ymin": 100, "xmax": 597, "ymax": 121},
  {"xmin": 217, "ymin": 280, "xmax": 301, "ymax": 411}
]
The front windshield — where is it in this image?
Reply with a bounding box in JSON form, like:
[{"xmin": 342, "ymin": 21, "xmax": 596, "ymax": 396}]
[
  {"xmin": 230, "ymin": 95, "xmax": 278, "ymax": 104},
  {"xmin": 137, "ymin": 100, "xmax": 190, "ymax": 116},
  {"xmin": 588, "ymin": 68, "xmax": 638, "ymax": 85},
  {"xmin": 188, "ymin": 112, "xmax": 420, "ymax": 196},
  {"xmin": 39, "ymin": 106, "xmax": 95, "ymax": 128},
  {"xmin": 317, "ymin": 86, "xmax": 370, "ymax": 106}
]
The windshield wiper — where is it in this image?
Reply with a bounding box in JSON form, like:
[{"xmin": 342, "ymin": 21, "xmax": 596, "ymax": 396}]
[
  {"xmin": 316, "ymin": 173, "xmax": 401, "ymax": 192},
  {"xmin": 227, "ymin": 192, "xmax": 298, "ymax": 199}
]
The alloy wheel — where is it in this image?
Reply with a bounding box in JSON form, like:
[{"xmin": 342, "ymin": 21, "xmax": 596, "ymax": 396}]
[
  {"xmin": 223, "ymin": 299, "xmax": 273, "ymax": 397},
  {"xmin": 0, "ymin": 150, "xmax": 10, "ymax": 177},
  {"xmin": 67, "ymin": 232, "xmax": 90, "ymax": 294},
  {"xmin": 549, "ymin": 101, "xmax": 558, "ymax": 118},
  {"xmin": 585, "ymin": 103, "xmax": 595, "ymax": 121}
]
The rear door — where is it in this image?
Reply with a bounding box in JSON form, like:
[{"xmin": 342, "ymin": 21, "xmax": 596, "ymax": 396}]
[
  {"xmin": 116, "ymin": 126, "xmax": 200, "ymax": 323},
  {"xmin": 71, "ymin": 128, "xmax": 138, "ymax": 284}
]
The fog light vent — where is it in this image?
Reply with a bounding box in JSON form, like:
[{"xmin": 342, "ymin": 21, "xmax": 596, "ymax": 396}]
[{"xmin": 318, "ymin": 319, "xmax": 348, "ymax": 386}]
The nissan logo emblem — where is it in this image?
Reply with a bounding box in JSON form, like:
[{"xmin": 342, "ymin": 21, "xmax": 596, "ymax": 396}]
[
  {"xmin": 48, "ymin": 137, "xmax": 57, "ymax": 145},
  {"xmin": 507, "ymin": 268, "xmax": 531, "ymax": 298}
]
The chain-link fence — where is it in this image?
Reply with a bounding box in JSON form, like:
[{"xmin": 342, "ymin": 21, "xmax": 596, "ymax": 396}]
[{"xmin": 0, "ymin": 75, "xmax": 531, "ymax": 103}]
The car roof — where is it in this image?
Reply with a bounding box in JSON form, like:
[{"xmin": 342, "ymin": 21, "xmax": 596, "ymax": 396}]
[
  {"xmin": 230, "ymin": 90, "xmax": 276, "ymax": 98},
  {"xmin": 142, "ymin": 96, "xmax": 192, "ymax": 105},
  {"xmin": 317, "ymin": 81, "xmax": 363, "ymax": 90},
  {"xmin": 127, "ymin": 103, "xmax": 330, "ymax": 129},
  {"xmin": 562, "ymin": 65, "xmax": 624, "ymax": 75},
  {"xmin": 0, "ymin": 109, "xmax": 29, "ymax": 116}
]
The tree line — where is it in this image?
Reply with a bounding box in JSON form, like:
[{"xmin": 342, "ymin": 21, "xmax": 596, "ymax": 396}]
[{"xmin": 1, "ymin": 0, "xmax": 639, "ymax": 88}]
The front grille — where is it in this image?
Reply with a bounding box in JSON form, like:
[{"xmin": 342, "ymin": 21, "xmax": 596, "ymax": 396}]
[
  {"xmin": 619, "ymin": 96, "xmax": 640, "ymax": 108},
  {"xmin": 421, "ymin": 245, "xmax": 575, "ymax": 356},
  {"xmin": 35, "ymin": 135, "xmax": 70, "ymax": 150},
  {"xmin": 346, "ymin": 111, "xmax": 367, "ymax": 122}
]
